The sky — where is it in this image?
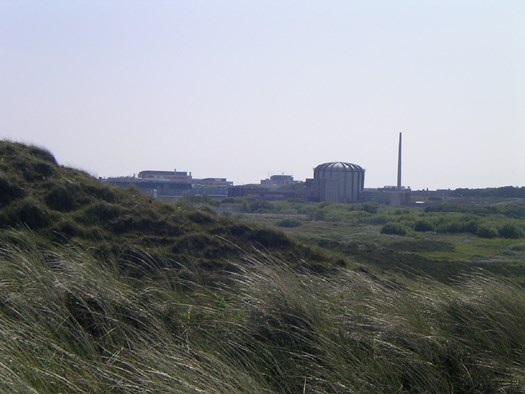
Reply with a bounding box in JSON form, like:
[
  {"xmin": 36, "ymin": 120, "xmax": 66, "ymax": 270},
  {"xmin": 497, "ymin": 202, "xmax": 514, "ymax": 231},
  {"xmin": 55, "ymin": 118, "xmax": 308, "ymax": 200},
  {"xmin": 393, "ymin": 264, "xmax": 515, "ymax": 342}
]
[{"xmin": 1, "ymin": 0, "xmax": 524, "ymax": 190}]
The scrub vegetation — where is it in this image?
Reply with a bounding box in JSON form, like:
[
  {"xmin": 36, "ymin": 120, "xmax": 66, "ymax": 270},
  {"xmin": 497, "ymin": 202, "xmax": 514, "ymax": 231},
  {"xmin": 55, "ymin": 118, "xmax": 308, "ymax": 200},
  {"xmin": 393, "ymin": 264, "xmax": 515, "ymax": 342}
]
[
  {"xmin": 1, "ymin": 141, "xmax": 525, "ymax": 393},
  {"xmin": 222, "ymin": 197, "xmax": 525, "ymax": 283}
]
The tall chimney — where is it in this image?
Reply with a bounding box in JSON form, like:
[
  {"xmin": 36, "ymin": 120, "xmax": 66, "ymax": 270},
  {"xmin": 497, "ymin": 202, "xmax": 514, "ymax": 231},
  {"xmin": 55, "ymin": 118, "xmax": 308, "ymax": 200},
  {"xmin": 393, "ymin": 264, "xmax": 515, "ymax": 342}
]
[{"xmin": 397, "ymin": 132, "xmax": 402, "ymax": 189}]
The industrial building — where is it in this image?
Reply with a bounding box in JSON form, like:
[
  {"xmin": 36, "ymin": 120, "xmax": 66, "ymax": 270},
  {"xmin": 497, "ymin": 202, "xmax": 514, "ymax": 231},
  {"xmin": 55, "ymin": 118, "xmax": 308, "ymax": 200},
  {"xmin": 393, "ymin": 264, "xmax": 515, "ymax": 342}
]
[
  {"xmin": 106, "ymin": 170, "xmax": 232, "ymax": 199},
  {"xmin": 304, "ymin": 133, "xmax": 410, "ymax": 204},
  {"xmin": 105, "ymin": 133, "xmax": 410, "ymax": 205},
  {"xmin": 260, "ymin": 174, "xmax": 296, "ymax": 186},
  {"xmin": 305, "ymin": 162, "xmax": 365, "ymax": 202},
  {"xmin": 363, "ymin": 132, "xmax": 411, "ymax": 204},
  {"xmin": 363, "ymin": 186, "xmax": 411, "ymax": 205}
]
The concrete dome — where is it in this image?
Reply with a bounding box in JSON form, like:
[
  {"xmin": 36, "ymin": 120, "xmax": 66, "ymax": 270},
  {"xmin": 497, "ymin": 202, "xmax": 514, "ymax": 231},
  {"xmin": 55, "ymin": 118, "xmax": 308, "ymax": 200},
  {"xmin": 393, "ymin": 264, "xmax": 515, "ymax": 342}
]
[
  {"xmin": 314, "ymin": 162, "xmax": 364, "ymax": 173},
  {"xmin": 313, "ymin": 162, "xmax": 365, "ymax": 202}
]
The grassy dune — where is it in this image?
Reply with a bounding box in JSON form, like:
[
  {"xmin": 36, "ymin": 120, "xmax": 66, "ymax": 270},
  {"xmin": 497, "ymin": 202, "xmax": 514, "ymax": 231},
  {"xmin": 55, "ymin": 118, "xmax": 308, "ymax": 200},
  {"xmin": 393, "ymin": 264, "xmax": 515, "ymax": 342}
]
[
  {"xmin": 1, "ymin": 232, "xmax": 524, "ymax": 393},
  {"xmin": 1, "ymin": 141, "xmax": 525, "ymax": 392}
]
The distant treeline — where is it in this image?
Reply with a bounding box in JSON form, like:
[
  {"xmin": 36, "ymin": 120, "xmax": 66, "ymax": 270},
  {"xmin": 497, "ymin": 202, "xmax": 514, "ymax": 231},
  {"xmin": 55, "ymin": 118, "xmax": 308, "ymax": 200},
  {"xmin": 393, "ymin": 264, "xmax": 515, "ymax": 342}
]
[
  {"xmin": 425, "ymin": 202, "xmax": 525, "ymax": 219},
  {"xmin": 452, "ymin": 186, "xmax": 525, "ymax": 198}
]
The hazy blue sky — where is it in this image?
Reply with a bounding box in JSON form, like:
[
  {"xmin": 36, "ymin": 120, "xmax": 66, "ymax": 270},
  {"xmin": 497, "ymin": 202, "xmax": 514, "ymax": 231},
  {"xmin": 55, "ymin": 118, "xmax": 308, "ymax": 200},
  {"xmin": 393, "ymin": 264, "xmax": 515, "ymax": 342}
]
[{"xmin": 1, "ymin": 0, "xmax": 524, "ymax": 190}]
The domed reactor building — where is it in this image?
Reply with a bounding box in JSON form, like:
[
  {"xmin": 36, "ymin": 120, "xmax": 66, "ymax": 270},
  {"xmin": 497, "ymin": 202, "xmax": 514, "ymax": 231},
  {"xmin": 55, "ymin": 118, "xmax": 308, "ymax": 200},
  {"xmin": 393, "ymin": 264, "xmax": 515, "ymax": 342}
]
[
  {"xmin": 306, "ymin": 162, "xmax": 365, "ymax": 202},
  {"xmin": 306, "ymin": 133, "xmax": 411, "ymax": 204}
]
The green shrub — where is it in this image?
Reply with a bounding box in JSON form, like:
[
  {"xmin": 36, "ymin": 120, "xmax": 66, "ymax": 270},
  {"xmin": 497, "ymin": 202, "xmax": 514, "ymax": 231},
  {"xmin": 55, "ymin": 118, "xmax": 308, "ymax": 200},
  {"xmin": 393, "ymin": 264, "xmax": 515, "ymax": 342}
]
[
  {"xmin": 381, "ymin": 222, "xmax": 408, "ymax": 236},
  {"xmin": 436, "ymin": 217, "xmax": 479, "ymax": 235},
  {"xmin": 362, "ymin": 203, "xmax": 379, "ymax": 214},
  {"xmin": 245, "ymin": 200, "xmax": 275, "ymax": 213},
  {"xmin": 476, "ymin": 225, "xmax": 499, "ymax": 239},
  {"xmin": 499, "ymin": 223, "xmax": 523, "ymax": 239},
  {"xmin": 414, "ymin": 220, "xmax": 434, "ymax": 232},
  {"xmin": 313, "ymin": 209, "xmax": 326, "ymax": 221}
]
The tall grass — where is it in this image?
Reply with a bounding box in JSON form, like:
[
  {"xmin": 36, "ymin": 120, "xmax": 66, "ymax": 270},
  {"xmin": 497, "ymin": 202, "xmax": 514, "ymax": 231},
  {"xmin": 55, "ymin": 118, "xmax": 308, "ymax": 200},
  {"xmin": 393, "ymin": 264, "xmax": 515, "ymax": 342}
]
[{"xmin": 1, "ymin": 231, "xmax": 524, "ymax": 393}]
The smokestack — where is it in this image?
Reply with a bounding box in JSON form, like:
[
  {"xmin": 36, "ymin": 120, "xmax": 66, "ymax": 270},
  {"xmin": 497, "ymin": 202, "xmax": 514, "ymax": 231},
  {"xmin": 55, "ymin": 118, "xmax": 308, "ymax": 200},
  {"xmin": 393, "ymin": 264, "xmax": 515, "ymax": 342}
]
[{"xmin": 397, "ymin": 132, "xmax": 402, "ymax": 189}]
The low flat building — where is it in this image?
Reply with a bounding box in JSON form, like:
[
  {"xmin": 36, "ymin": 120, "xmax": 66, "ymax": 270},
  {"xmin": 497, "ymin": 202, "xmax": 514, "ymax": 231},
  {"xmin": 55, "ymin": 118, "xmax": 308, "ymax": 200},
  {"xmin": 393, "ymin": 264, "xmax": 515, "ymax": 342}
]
[
  {"xmin": 364, "ymin": 187, "xmax": 411, "ymax": 205},
  {"xmin": 106, "ymin": 176, "xmax": 191, "ymax": 199},
  {"xmin": 260, "ymin": 174, "xmax": 296, "ymax": 186}
]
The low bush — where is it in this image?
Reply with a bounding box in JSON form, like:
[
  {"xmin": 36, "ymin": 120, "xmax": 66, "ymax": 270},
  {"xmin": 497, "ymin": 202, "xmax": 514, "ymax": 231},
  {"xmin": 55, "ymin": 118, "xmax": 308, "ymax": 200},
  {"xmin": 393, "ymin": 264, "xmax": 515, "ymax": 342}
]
[
  {"xmin": 381, "ymin": 222, "xmax": 409, "ymax": 236},
  {"xmin": 414, "ymin": 220, "xmax": 435, "ymax": 232},
  {"xmin": 499, "ymin": 223, "xmax": 523, "ymax": 239},
  {"xmin": 476, "ymin": 225, "xmax": 499, "ymax": 239},
  {"xmin": 361, "ymin": 203, "xmax": 379, "ymax": 213},
  {"xmin": 244, "ymin": 200, "xmax": 275, "ymax": 213},
  {"xmin": 436, "ymin": 216, "xmax": 479, "ymax": 235}
]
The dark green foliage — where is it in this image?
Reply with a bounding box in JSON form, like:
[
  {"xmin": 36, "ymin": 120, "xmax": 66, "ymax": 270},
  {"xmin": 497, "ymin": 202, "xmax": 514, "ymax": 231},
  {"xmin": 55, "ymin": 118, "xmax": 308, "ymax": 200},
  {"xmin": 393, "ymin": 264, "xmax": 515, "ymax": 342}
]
[
  {"xmin": 243, "ymin": 200, "xmax": 275, "ymax": 213},
  {"xmin": 276, "ymin": 218, "xmax": 302, "ymax": 228},
  {"xmin": 366, "ymin": 216, "xmax": 389, "ymax": 225},
  {"xmin": 436, "ymin": 217, "xmax": 479, "ymax": 235},
  {"xmin": 414, "ymin": 220, "xmax": 434, "ymax": 232},
  {"xmin": 82, "ymin": 184, "xmax": 117, "ymax": 203},
  {"xmin": 26, "ymin": 145, "xmax": 58, "ymax": 165},
  {"xmin": 499, "ymin": 223, "xmax": 523, "ymax": 239},
  {"xmin": 53, "ymin": 219, "xmax": 83, "ymax": 238},
  {"xmin": 0, "ymin": 198, "xmax": 52, "ymax": 229},
  {"xmin": 362, "ymin": 203, "xmax": 379, "ymax": 213},
  {"xmin": 499, "ymin": 204, "xmax": 525, "ymax": 219},
  {"xmin": 248, "ymin": 228, "xmax": 291, "ymax": 248},
  {"xmin": 44, "ymin": 184, "xmax": 79, "ymax": 212},
  {"xmin": 113, "ymin": 217, "xmax": 184, "ymax": 237},
  {"xmin": 18, "ymin": 158, "xmax": 55, "ymax": 181},
  {"xmin": 425, "ymin": 200, "xmax": 525, "ymax": 219},
  {"xmin": 187, "ymin": 210, "xmax": 215, "ymax": 224},
  {"xmin": 454, "ymin": 186, "xmax": 525, "ymax": 198},
  {"xmin": 313, "ymin": 209, "xmax": 325, "ymax": 220},
  {"xmin": 476, "ymin": 225, "xmax": 499, "ymax": 238},
  {"xmin": 0, "ymin": 142, "xmax": 57, "ymax": 183},
  {"xmin": 0, "ymin": 175, "xmax": 25, "ymax": 205},
  {"xmin": 172, "ymin": 233, "xmax": 237, "ymax": 259},
  {"xmin": 224, "ymin": 223, "xmax": 251, "ymax": 237},
  {"xmin": 82, "ymin": 202, "xmax": 124, "ymax": 222},
  {"xmin": 381, "ymin": 222, "xmax": 409, "ymax": 236}
]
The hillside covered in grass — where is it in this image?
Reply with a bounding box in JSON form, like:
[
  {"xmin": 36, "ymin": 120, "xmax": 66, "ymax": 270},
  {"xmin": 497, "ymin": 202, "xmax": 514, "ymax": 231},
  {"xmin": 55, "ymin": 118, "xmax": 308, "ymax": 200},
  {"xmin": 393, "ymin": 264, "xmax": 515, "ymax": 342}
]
[
  {"xmin": 0, "ymin": 141, "xmax": 325, "ymax": 276},
  {"xmin": 1, "ymin": 141, "xmax": 525, "ymax": 393}
]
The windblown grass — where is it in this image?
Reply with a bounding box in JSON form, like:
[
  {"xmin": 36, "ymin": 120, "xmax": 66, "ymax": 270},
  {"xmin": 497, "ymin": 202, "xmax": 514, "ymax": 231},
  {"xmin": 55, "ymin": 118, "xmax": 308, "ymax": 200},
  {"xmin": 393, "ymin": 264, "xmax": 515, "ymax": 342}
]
[{"xmin": 1, "ymin": 231, "xmax": 524, "ymax": 393}]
